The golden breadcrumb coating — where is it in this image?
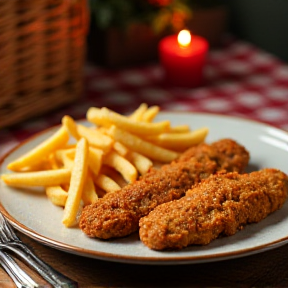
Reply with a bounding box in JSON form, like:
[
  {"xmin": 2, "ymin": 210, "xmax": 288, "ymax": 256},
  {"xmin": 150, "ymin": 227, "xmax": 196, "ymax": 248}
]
[
  {"xmin": 79, "ymin": 139, "xmax": 249, "ymax": 239},
  {"xmin": 139, "ymin": 169, "xmax": 288, "ymax": 250}
]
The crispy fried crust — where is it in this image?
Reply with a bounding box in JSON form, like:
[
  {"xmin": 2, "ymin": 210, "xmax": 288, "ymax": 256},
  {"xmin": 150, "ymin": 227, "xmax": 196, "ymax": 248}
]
[
  {"xmin": 79, "ymin": 139, "xmax": 250, "ymax": 239},
  {"xmin": 178, "ymin": 138, "xmax": 250, "ymax": 173},
  {"xmin": 139, "ymin": 169, "xmax": 288, "ymax": 250}
]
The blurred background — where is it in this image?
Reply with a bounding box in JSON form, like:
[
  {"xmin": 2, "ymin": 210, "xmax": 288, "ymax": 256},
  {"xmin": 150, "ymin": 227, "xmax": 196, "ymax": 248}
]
[
  {"xmin": 86, "ymin": 0, "xmax": 288, "ymax": 67},
  {"xmin": 0, "ymin": 0, "xmax": 288, "ymax": 129}
]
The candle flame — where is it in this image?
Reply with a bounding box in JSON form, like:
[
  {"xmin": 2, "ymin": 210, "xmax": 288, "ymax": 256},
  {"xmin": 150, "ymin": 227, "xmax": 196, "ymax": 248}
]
[{"xmin": 177, "ymin": 30, "xmax": 191, "ymax": 48}]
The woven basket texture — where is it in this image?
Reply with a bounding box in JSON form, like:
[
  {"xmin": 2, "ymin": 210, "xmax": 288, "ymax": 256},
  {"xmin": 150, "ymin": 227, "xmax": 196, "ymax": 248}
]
[{"xmin": 0, "ymin": 0, "xmax": 88, "ymax": 128}]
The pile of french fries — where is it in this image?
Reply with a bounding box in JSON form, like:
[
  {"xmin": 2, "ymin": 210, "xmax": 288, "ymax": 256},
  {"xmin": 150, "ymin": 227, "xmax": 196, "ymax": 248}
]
[{"xmin": 1, "ymin": 104, "xmax": 209, "ymax": 227}]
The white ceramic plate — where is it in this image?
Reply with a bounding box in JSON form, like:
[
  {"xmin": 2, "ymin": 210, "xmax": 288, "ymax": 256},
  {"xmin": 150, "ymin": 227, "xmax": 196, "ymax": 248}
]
[{"xmin": 1, "ymin": 112, "xmax": 288, "ymax": 265}]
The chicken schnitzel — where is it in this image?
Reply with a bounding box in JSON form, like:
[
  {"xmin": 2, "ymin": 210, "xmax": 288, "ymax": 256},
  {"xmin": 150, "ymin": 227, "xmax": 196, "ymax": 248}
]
[
  {"xmin": 139, "ymin": 169, "xmax": 288, "ymax": 250},
  {"xmin": 79, "ymin": 139, "xmax": 249, "ymax": 239}
]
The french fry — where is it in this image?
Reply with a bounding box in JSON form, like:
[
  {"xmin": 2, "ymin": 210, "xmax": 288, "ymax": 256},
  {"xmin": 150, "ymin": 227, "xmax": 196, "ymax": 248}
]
[
  {"xmin": 141, "ymin": 105, "xmax": 160, "ymax": 122},
  {"xmin": 46, "ymin": 186, "xmax": 68, "ymax": 206},
  {"xmin": 62, "ymin": 138, "xmax": 89, "ymax": 227},
  {"xmin": 169, "ymin": 124, "xmax": 190, "ymax": 133},
  {"xmin": 1, "ymin": 169, "xmax": 71, "ymax": 187},
  {"xmin": 61, "ymin": 183, "xmax": 70, "ymax": 192},
  {"xmin": 48, "ymin": 153, "xmax": 60, "ymax": 170},
  {"xmin": 127, "ymin": 151, "xmax": 153, "ymax": 175},
  {"xmin": 82, "ymin": 172, "xmax": 98, "ymax": 206},
  {"xmin": 2, "ymin": 103, "xmax": 210, "ymax": 229},
  {"xmin": 86, "ymin": 107, "xmax": 108, "ymax": 126},
  {"xmin": 94, "ymin": 174, "xmax": 121, "ymax": 193},
  {"xmin": 93, "ymin": 126, "xmax": 128, "ymax": 156},
  {"xmin": 107, "ymin": 126, "xmax": 180, "ymax": 163},
  {"xmin": 100, "ymin": 166, "xmax": 127, "ymax": 188},
  {"xmin": 112, "ymin": 141, "xmax": 128, "ymax": 156},
  {"xmin": 87, "ymin": 107, "xmax": 170, "ymax": 136},
  {"xmin": 77, "ymin": 124, "xmax": 113, "ymax": 153},
  {"xmin": 7, "ymin": 126, "xmax": 69, "ymax": 172},
  {"xmin": 16, "ymin": 160, "xmax": 51, "ymax": 172},
  {"xmin": 62, "ymin": 144, "xmax": 76, "ymax": 150},
  {"xmin": 62, "ymin": 115, "xmax": 80, "ymax": 140},
  {"xmin": 103, "ymin": 151, "xmax": 138, "ymax": 183},
  {"xmin": 88, "ymin": 147, "xmax": 103, "ymax": 176},
  {"xmin": 62, "ymin": 154, "xmax": 74, "ymax": 170},
  {"xmin": 129, "ymin": 103, "xmax": 148, "ymax": 121},
  {"xmin": 55, "ymin": 148, "xmax": 75, "ymax": 164},
  {"xmin": 147, "ymin": 127, "xmax": 209, "ymax": 151}
]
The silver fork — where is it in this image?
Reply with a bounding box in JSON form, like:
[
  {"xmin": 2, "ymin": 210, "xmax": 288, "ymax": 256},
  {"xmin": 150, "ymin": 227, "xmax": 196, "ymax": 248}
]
[
  {"xmin": 0, "ymin": 213, "xmax": 78, "ymax": 288},
  {"xmin": 0, "ymin": 249, "xmax": 38, "ymax": 288}
]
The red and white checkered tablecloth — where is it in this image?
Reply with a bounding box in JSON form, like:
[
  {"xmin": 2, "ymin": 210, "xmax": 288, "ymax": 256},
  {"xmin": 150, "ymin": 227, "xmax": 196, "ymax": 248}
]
[{"xmin": 1, "ymin": 38, "xmax": 288, "ymax": 158}]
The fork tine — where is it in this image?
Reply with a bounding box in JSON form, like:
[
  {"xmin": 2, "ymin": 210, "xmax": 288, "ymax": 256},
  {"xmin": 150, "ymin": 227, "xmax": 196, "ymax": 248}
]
[
  {"xmin": 0, "ymin": 213, "xmax": 78, "ymax": 288},
  {"xmin": 0, "ymin": 213, "xmax": 18, "ymax": 242},
  {"xmin": 0, "ymin": 214, "xmax": 38, "ymax": 287}
]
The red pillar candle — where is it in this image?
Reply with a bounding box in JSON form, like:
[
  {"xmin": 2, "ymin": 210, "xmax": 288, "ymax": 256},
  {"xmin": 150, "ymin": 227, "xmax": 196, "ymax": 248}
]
[{"xmin": 159, "ymin": 30, "xmax": 209, "ymax": 88}]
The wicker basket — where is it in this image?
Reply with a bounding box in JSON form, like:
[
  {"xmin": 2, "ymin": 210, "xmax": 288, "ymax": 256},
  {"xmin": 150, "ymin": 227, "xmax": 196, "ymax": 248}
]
[{"xmin": 0, "ymin": 0, "xmax": 88, "ymax": 129}]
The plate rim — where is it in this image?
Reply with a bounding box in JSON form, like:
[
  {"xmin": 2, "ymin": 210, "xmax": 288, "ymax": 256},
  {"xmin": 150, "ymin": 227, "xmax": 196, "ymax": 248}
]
[
  {"xmin": 1, "ymin": 111, "xmax": 288, "ymax": 265},
  {"xmin": 1, "ymin": 205, "xmax": 288, "ymax": 265}
]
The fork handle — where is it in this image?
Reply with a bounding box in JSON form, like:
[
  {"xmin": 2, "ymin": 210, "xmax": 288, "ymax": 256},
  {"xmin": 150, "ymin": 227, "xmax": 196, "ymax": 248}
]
[
  {"xmin": 7, "ymin": 244, "xmax": 78, "ymax": 288},
  {"xmin": 0, "ymin": 250, "xmax": 37, "ymax": 288}
]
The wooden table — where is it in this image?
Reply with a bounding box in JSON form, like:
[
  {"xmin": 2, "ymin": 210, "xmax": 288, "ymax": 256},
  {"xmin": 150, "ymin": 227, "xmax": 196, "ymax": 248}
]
[{"xmin": 1, "ymin": 231, "xmax": 288, "ymax": 287}]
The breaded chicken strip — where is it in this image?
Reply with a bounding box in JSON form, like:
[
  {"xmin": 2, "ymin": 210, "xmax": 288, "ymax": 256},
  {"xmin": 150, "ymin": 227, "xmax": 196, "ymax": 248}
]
[
  {"xmin": 178, "ymin": 137, "xmax": 249, "ymax": 173},
  {"xmin": 139, "ymin": 169, "xmax": 288, "ymax": 250},
  {"xmin": 79, "ymin": 139, "xmax": 249, "ymax": 239}
]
